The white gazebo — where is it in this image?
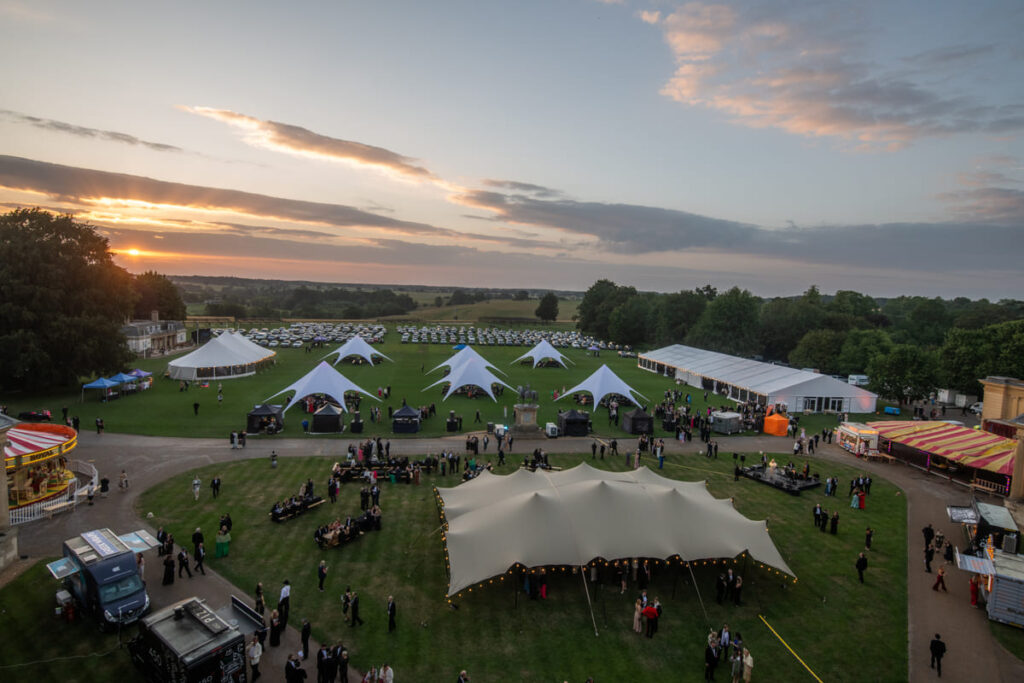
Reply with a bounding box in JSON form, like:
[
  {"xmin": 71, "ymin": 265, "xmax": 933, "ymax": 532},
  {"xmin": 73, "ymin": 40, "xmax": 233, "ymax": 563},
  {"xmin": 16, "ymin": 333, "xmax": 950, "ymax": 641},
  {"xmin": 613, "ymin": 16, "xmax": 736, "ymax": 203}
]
[
  {"xmin": 558, "ymin": 364, "xmax": 646, "ymax": 407},
  {"xmin": 265, "ymin": 361, "xmax": 378, "ymax": 413},
  {"xmin": 512, "ymin": 339, "xmax": 572, "ymax": 368},
  {"xmin": 322, "ymin": 335, "xmax": 392, "ymax": 366},
  {"xmin": 425, "ymin": 358, "xmax": 513, "ymax": 401},
  {"xmin": 429, "ymin": 346, "xmax": 505, "ymax": 375}
]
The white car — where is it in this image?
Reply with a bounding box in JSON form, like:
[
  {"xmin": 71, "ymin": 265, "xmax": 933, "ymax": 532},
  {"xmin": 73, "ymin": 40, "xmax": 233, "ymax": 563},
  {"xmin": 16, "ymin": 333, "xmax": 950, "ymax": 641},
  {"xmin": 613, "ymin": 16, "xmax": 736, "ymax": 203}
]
[{"xmin": 968, "ymin": 402, "xmax": 983, "ymax": 415}]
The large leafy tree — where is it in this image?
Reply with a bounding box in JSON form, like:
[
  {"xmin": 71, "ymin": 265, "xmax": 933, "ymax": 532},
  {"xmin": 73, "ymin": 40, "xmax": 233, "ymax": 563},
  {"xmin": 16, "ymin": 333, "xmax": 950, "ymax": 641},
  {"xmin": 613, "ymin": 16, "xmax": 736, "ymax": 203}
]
[
  {"xmin": 0, "ymin": 208, "xmax": 136, "ymax": 390},
  {"xmin": 535, "ymin": 292, "xmax": 559, "ymax": 322},
  {"xmin": 686, "ymin": 286, "xmax": 761, "ymax": 357},
  {"xmin": 940, "ymin": 319, "xmax": 1024, "ymax": 394},
  {"xmin": 867, "ymin": 344, "xmax": 940, "ymax": 405},
  {"xmin": 608, "ymin": 293, "xmax": 657, "ymax": 348},
  {"xmin": 788, "ymin": 329, "xmax": 845, "ymax": 374},
  {"xmin": 132, "ymin": 270, "xmax": 186, "ymax": 320},
  {"xmin": 653, "ymin": 290, "xmax": 708, "ymax": 345},
  {"xmin": 759, "ymin": 295, "xmax": 823, "ymax": 361},
  {"xmin": 576, "ymin": 279, "xmax": 637, "ymax": 339},
  {"xmin": 836, "ymin": 328, "xmax": 893, "ymax": 376}
]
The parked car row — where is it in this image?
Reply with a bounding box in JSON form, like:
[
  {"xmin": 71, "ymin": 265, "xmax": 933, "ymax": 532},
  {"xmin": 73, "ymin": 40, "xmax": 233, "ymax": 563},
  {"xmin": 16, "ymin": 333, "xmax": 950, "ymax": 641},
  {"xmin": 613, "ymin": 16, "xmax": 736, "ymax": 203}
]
[
  {"xmin": 212, "ymin": 322, "xmax": 387, "ymax": 348},
  {"xmin": 394, "ymin": 325, "xmax": 625, "ymax": 351}
]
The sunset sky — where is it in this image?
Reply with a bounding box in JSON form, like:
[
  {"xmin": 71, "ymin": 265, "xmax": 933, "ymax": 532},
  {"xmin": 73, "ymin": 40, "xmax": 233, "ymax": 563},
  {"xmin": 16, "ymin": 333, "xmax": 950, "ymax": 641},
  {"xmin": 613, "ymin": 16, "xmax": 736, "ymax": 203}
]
[{"xmin": 1, "ymin": 0, "xmax": 1022, "ymax": 297}]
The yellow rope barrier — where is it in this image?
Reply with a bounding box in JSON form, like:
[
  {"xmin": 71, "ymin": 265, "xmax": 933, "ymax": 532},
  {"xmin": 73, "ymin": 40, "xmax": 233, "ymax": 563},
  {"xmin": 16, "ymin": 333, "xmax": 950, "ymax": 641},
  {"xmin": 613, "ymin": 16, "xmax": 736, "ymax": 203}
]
[{"xmin": 758, "ymin": 614, "xmax": 823, "ymax": 683}]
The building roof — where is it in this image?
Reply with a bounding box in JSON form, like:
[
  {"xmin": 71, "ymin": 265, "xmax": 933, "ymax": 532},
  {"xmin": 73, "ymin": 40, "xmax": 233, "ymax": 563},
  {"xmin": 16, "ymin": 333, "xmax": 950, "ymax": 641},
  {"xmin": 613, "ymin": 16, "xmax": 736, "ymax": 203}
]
[
  {"xmin": 869, "ymin": 420, "xmax": 1018, "ymax": 475},
  {"xmin": 437, "ymin": 463, "xmax": 793, "ymax": 596},
  {"xmin": 641, "ymin": 344, "xmax": 877, "ymax": 401}
]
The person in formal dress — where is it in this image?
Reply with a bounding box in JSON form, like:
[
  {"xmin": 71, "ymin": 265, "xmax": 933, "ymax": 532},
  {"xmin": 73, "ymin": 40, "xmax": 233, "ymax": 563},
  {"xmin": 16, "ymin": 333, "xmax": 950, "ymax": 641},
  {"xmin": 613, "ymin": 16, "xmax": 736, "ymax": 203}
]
[
  {"xmin": 632, "ymin": 598, "xmax": 642, "ymax": 633},
  {"xmin": 349, "ymin": 591, "xmax": 363, "ymax": 626},
  {"xmin": 255, "ymin": 582, "xmax": 265, "ymax": 615},
  {"xmin": 969, "ymin": 575, "xmax": 979, "ymax": 607},
  {"xmin": 162, "ymin": 553, "xmax": 175, "ymax": 585},
  {"xmin": 930, "ymin": 633, "xmax": 946, "ymax": 677},
  {"xmin": 742, "ymin": 648, "xmax": 753, "ymax": 683},
  {"xmin": 279, "ymin": 580, "xmax": 292, "ymax": 626},
  {"xmin": 386, "ymin": 595, "xmax": 396, "ymax": 632},
  {"xmin": 318, "ymin": 561, "xmax": 328, "ymax": 592},
  {"xmin": 301, "ymin": 619, "xmax": 311, "ymax": 659},
  {"xmin": 194, "ymin": 542, "xmax": 206, "ymax": 575},
  {"xmin": 932, "ymin": 566, "xmax": 948, "ymax": 592},
  {"xmin": 269, "ymin": 609, "xmax": 282, "ymax": 647},
  {"xmin": 856, "ymin": 552, "xmax": 868, "ymax": 583},
  {"xmin": 705, "ymin": 640, "xmax": 720, "ymax": 680},
  {"xmin": 248, "ymin": 635, "xmax": 263, "ymax": 680}
]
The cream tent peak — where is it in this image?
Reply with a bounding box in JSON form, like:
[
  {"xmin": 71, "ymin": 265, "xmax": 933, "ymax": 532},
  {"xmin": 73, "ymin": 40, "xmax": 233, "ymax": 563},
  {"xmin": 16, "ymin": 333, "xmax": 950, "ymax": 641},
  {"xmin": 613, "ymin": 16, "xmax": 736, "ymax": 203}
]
[
  {"xmin": 265, "ymin": 360, "xmax": 378, "ymax": 413},
  {"xmin": 424, "ymin": 357, "xmax": 513, "ymax": 402},
  {"xmin": 429, "ymin": 346, "xmax": 506, "ymax": 375},
  {"xmin": 322, "ymin": 335, "xmax": 392, "ymax": 366},
  {"xmin": 557, "ymin": 364, "xmax": 646, "ymax": 407},
  {"xmin": 512, "ymin": 339, "xmax": 573, "ymax": 368},
  {"xmin": 436, "ymin": 462, "xmax": 793, "ymax": 596}
]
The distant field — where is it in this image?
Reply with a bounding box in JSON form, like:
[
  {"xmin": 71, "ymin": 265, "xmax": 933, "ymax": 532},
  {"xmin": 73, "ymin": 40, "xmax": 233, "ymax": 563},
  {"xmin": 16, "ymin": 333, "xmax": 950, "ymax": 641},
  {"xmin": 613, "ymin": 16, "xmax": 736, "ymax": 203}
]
[{"xmin": 384, "ymin": 298, "xmax": 579, "ymax": 323}]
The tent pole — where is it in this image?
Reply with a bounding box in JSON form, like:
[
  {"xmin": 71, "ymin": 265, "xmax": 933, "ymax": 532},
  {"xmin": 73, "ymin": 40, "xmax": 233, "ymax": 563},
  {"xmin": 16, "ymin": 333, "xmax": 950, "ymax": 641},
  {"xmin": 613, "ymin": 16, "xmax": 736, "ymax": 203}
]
[
  {"xmin": 686, "ymin": 561, "xmax": 711, "ymax": 628},
  {"xmin": 579, "ymin": 565, "xmax": 599, "ymax": 637}
]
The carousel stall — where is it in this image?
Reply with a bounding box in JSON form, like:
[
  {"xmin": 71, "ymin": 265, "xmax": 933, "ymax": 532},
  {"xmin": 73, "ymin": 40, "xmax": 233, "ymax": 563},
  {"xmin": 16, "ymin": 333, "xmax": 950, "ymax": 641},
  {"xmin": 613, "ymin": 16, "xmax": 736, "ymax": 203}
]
[{"xmin": 5, "ymin": 423, "xmax": 78, "ymax": 509}]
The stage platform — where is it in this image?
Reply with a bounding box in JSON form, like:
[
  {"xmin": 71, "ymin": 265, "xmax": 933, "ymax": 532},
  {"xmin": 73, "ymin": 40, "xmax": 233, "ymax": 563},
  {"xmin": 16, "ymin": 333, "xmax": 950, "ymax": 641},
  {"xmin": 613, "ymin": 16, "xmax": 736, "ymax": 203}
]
[{"xmin": 740, "ymin": 464, "xmax": 821, "ymax": 496}]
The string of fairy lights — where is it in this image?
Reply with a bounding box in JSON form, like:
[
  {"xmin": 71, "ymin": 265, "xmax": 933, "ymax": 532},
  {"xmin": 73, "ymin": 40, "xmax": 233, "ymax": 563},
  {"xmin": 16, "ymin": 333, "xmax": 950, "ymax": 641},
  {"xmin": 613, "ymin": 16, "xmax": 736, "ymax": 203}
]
[{"xmin": 433, "ymin": 484, "xmax": 798, "ymax": 602}]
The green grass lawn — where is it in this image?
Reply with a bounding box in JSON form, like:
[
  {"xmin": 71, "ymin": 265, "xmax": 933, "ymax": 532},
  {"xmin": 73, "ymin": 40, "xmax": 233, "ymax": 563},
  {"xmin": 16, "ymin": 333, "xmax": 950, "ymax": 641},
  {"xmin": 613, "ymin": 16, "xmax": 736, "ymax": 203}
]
[
  {"xmin": 991, "ymin": 620, "xmax": 1024, "ymax": 662},
  {"xmin": 139, "ymin": 450, "xmax": 907, "ymax": 681},
  {"xmin": 0, "ymin": 560, "xmax": 137, "ymax": 682},
  {"xmin": 3, "ymin": 335, "xmax": 886, "ymax": 441}
]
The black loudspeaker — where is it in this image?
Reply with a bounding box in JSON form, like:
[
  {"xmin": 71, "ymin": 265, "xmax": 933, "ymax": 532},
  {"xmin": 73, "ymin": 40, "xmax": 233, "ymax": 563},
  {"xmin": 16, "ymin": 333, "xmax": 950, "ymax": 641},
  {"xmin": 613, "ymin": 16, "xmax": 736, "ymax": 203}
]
[{"xmin": 350, "ymin": 421, "xmax": 363, "ymax": 434}]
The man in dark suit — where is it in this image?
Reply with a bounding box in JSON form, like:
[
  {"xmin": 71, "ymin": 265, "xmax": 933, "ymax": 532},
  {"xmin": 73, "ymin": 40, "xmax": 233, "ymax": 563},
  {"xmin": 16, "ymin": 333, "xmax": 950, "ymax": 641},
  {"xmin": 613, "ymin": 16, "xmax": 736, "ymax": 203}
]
[
  {"xmin": 316, "ymin": 645, "xmax": 332, "ymax": 683},
  {"xmin": 300, "ymin": 619, "xmax": 311, "ymax": 659},
  {"xmin": 704, "ymin": 641, "xmax": 720, "ymax": 680},
  {"xmin": 856, "ymin": 552, "xmax": 868, "ymax": 583},
  {"xmin": 349, "ymin": 591, "xmax": 363, "ymax": 627},
  {"xmin": 386, "ymin": 595, "xmax": 396, "ymax": 632},
  {"xmin": 925, "ymin": 545, "xmax": 935, "ymax": 573},
  {"xmin": 930, "ymin": 633, "xmax": 946, "ymax": 677}
]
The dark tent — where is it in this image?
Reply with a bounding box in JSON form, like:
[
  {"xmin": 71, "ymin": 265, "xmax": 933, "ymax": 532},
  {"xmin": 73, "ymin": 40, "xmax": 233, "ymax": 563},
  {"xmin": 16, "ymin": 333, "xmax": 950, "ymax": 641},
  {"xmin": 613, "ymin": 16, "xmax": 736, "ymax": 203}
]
[
  {"xmin": 558, "ymin": 409, "xmax": 590, "ymax": 437},
  {"xmin": 623, "ymin": 408, "xmax": 654, "ymax": 435},
  {"xmin": 392, "ymin": 404, "xmax": 421, "ymax": 434},
  {"xmin": 247, "ymin": 404, "xmax": 284, "ymax": 433},
  {"xmin": 312, "ymin": 403, "xmax": 344, "ymax": 433}
]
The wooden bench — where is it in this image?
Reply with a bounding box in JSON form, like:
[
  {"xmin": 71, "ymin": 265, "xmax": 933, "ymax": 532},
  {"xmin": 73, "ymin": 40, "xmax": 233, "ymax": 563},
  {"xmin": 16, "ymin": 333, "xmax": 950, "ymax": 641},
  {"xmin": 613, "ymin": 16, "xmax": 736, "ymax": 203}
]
[
  {"xmin": 970, "ymin": 479, "xmax": 1003, "ymax": 495},
  {"xmin": 42, "ymin": 500, "xmax": 74, "ymax": 517}
]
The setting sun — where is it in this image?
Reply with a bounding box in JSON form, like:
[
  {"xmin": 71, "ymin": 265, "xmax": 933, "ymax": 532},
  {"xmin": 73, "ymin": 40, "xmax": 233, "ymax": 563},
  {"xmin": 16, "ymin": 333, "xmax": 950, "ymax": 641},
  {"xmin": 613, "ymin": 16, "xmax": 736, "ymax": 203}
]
[{"xmin": 127, "ymin": 248, "xmax": 140, "ymax": 256}]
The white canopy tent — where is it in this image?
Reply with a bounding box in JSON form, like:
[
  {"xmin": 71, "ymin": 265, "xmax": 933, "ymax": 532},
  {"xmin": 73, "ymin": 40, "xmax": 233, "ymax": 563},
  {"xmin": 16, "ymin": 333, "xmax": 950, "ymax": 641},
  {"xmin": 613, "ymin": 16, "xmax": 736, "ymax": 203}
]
[
  {"xmin": 512, "ymin": 339, "xmax": 572, "ymax": 368},
  {"xmin": 425, "ymin": 358, "xmax": 513, "ymax": 401},
  {"xmin": 322, "ymin": 335, "xmax": 392, "ymax": 366},
  {"xmin": 437, "ymin": 463, "xmax": 793, "ymax": 596},
  {"xmin": 167, "ymin": 333, "xmax": 276, "ymax": 381},
  {"xmin": 429, "ymin": 346, "xmax": 505, "ymax": 375},
  {"xmin": 639, "ymin": 344, "xmax": 877, "ymax": 413},
  {"xmin": 265, "ymin": 361, "xmax": 378, "ymax": 413},
  {"xmin": 557, "ymin": 364, "xmax": 646, "ymax": 407}
]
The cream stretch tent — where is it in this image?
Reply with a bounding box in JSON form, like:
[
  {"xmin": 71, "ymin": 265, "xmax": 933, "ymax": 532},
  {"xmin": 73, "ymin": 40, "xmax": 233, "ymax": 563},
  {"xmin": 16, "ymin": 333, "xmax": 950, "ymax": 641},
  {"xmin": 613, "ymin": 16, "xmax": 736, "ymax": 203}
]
[
  {"xmin": 558, "ymin": 364, "xmax": 646, "ymax": 407},
  {"xmin": 322, "ymin": 335, "xmax": 392, "ymax": 366},
  {"xmin": 512, "ymin": 339, "xmax": 572, "ymax": 368},
  {"xmin": 425, "ymin": 358, "xmax": 513, "ymax": 401},
  {"xmin": 429, "ymin": 346, "xmax": 505, "ymax": 375},
  {"xmin": 167, "ymin": 333, "xmax": 276, "ymax": 380},
  {"xmin": 265, "ymin": 361, "xmax": 377, "ymax": 413},
  {"xmin": 437, "ymin": 463, "xmax": 793, "ymax": 596}
]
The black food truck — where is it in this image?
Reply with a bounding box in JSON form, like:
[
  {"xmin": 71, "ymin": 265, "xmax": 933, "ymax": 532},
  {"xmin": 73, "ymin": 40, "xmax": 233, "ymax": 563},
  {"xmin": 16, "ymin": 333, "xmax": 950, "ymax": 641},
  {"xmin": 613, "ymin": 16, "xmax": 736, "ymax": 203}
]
[{"xmin": 129, "ymin": 595, "xmax": 264, "ymax": 683}]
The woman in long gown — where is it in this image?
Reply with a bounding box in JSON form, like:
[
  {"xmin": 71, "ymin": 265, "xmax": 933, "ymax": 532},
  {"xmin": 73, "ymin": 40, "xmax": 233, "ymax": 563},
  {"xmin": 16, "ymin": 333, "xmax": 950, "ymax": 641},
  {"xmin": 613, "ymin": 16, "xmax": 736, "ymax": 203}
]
[
  {"xmin": 162, "ymin": 554, "xmax": 175, "ymax": 586},
  {"xmin": 850, "ymin": 491, "xmax": 860, "ymax": 509},
  {"xmin": 858, "ymin": 490, "xmax": 866, "ymax": 509},
  {"xmin": 632, "ymin": 598, "xmax": 642, "ymax": 633},
  {"xmin": 969, "ymin": 576, "xmax": 979, "ymax": 607},
  {"xmin": 269, "ymin": 609, "xmax": 282, "ymax": 646}
]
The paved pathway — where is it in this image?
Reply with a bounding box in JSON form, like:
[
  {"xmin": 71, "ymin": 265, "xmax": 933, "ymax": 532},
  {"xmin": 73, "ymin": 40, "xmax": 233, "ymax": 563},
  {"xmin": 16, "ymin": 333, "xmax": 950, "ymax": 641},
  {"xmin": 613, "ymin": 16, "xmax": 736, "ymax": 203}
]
[{"xmin": 4, "ymin": 429, "xmax": 1023, "ymax": 682}]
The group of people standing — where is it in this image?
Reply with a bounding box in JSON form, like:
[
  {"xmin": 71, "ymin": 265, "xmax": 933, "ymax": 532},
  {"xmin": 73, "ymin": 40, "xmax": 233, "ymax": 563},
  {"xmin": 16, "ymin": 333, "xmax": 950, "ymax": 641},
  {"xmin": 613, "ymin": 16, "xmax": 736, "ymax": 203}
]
[{"xmin": 705, "ymin": 624, "xmax": 753, "ymax": 682}]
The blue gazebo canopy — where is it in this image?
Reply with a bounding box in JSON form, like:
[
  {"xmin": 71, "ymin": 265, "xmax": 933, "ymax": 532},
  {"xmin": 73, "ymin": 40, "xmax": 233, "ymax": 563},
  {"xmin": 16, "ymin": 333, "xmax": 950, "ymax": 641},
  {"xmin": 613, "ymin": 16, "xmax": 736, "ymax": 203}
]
[
  {"xmin": 110, "ymin": 372, "xmax": 138, "ymax": 383},
  {"xmin": 129, "ymin": 369, "xmax": 152, "ymax": 378},
  {"xmin": 82, "ymin": 377, "xmax": 120, "ymax": 389}
]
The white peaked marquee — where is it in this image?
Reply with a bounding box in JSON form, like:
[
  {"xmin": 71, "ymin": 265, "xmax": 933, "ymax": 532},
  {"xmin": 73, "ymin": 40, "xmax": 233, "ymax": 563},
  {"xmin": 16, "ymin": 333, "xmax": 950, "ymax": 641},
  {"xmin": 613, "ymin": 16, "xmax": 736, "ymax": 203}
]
[
  {"xmin": 265, "ymin": 361, "xmax": 378, "ymax": 413},
  {"xmin": 512, "ymin": 339, "xmax": 572, "ymax": 368},
  {"xmin": 322, "ymin": 335, "xmax": 392, "ymax": 366},
  {"xmin": 425, "ymin": 358, "xmax": 513, "ymax": 401},
  {"xmin": 437, "ymin": 463, "xmax": 794, "ymax": 596},
  {"xmin": 558, "ymin": 364, "xmax": 646, "ymax": 407},
  {"xmin": 167, "ymin": 333, "xmax": 275, "ymax": 380},
  {"xmin": 429, "ymin": 346, "xmax": 506, "ymax": 375}
]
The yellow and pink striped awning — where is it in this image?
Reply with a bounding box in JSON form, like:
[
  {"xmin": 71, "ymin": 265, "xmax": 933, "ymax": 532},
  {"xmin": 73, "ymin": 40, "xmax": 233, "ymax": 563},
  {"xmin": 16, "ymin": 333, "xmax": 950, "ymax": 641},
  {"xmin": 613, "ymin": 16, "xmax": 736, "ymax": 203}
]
[{"xmin": 868, "ymin": 421, "xmax": 1017, "ymax": 475}]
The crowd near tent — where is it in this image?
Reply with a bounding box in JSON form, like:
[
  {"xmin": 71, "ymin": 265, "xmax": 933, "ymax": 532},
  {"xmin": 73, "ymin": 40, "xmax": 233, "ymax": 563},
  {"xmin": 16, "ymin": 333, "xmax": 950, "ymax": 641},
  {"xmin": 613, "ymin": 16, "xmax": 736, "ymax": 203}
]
[
  {"xmin": 639, "ymin": 344, "xmax": 877, "ymax": 413},
  {"xmin": 322, "ymin": 335, "xmax": 392, "ymax": 366},
  {"xmin": 168, "ymin": 333, "xmax": 276, "ymax": 381},
  {"xmin": 436, "ymin": 463, "xmax": 793, "ymax": 596},
  {"xmin": 265, "ymin": 361, "xmax": 377, "ymax": 414},
  {"xmin": 425, "ymin": 358, "xmax": 513, "ymax": 401},
  {"xmin": 512, "ymin": 340, "xmax": 572, "ymax": 368},
  {"xmin": 558, "ymin": 364, "xmax": 646, "ymax": 408}
]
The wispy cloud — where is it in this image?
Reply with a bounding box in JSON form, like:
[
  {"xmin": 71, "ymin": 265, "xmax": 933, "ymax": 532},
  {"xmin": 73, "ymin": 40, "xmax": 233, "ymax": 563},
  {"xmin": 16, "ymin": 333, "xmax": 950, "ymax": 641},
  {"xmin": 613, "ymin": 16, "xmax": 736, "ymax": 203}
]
[
  {"xmin": 648, "ymin": 2, "xmax": 1024, "ymax": 148},
  {"xmin": 0, "ymin": 110, "xmax": 183, "ymax": 152},
  {"xmin": 184, "ymin": 107, "xmax": 441, "ymax": 183}
]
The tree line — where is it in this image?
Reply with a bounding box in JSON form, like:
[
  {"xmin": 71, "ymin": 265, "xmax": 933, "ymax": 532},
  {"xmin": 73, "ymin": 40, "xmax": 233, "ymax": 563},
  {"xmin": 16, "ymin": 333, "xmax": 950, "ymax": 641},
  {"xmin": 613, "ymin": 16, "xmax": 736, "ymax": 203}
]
[{"xmin": 576, "ymin": 279, "xmax": 1024, "ymax": 402}]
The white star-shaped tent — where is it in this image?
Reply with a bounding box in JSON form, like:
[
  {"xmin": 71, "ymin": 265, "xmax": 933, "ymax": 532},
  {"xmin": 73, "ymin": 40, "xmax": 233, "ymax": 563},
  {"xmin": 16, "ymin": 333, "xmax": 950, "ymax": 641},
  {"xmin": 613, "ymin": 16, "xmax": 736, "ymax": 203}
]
[{"xmin": 266, "ymin": 361, "xmax": 378, "ymax": 413}]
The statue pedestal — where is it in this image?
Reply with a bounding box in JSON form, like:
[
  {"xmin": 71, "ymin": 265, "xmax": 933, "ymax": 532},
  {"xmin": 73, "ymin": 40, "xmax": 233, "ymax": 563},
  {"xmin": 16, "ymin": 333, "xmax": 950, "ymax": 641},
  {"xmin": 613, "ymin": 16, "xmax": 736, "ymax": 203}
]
[{"xmin": 512, "ymin": 403, "xmax": 541, "ymax": 434}]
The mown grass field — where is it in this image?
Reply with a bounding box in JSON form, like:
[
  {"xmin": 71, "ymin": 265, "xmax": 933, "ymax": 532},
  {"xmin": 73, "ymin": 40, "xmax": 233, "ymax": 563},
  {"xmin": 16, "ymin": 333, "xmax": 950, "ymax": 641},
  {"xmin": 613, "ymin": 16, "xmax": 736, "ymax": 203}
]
[
  {"xmin": 138, "ymin": 451, "xmax": 907, "ymax": 681},
  {"xmin": 0, "ymin": 560, "xmax": 137, "ymax": 682},
  {"xmin": 3, "ymin": 334, "xmax": 889, "ymax": 440}
]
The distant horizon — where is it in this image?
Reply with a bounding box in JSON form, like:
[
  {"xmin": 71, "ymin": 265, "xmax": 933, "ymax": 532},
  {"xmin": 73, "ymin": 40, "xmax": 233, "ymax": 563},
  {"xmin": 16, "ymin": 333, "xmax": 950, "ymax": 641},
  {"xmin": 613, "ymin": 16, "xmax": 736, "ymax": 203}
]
[{"xmin": 2, "ymin": 1, "xmax": 1021, "ymax": 299}]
